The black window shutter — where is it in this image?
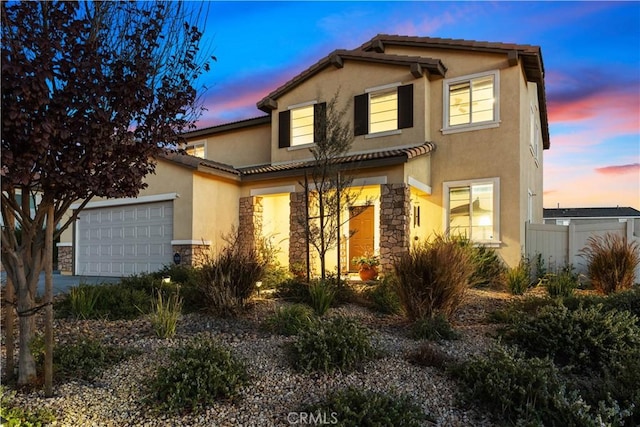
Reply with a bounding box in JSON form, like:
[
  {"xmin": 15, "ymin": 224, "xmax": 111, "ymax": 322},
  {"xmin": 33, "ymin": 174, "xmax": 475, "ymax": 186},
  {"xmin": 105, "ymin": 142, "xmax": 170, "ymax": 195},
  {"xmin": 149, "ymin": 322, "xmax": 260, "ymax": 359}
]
[
  {"xmin": 354, "ymin": 94, "xmax": 369, "ymax": 136},
  {"xmin": 278, "ymin": 110, "xmax": 291, "ymax": 148},
  {"xmin": 398, "ymin": 84, "xmax": 414, "ymax": 129},
  {"xmin": 314, "ymin": 102, "xmax": 326, "ymax": 142}
]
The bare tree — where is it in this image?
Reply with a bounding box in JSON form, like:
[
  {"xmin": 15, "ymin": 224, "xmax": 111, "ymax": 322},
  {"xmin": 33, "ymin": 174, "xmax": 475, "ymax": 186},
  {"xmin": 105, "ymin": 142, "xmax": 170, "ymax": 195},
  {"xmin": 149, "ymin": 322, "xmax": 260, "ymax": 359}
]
[
  {"xmin": 300, "ymin": 92, "xmax": 370, "ymax": 280},
  {"xmin": 1, "ymin": 1, "xmax": 213, "ymax": 386}
]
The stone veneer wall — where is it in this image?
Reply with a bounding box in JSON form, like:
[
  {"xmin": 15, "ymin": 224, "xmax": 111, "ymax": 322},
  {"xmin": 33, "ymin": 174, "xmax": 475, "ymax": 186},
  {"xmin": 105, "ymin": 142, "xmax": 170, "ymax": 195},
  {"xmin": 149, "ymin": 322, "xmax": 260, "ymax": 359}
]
[
  {"xmin": 57, "ymin": 246, "xmax": 73, "ymax": 273},
  {"xmin": 289, "ymin": 192, "xmax": 307, "ymax": 272},
  {"xmin": 379, "ymin": 183, "xmax": 411, "ymax": 272},
  {"xmin": 172, "ymin": 244, "xmax": 210, "ymax": 267},
  {"xmin": 238, "ymin": 196, "xmax": 263, "ymax": 255}
]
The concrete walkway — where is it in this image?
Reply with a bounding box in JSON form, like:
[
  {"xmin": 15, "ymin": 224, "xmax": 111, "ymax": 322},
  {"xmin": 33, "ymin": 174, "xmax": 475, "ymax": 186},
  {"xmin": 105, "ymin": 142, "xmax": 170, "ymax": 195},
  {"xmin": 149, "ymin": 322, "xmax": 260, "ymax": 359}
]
[{"xmin": 0, "ymin": 271, "xmax": 120, "ymax": 296}]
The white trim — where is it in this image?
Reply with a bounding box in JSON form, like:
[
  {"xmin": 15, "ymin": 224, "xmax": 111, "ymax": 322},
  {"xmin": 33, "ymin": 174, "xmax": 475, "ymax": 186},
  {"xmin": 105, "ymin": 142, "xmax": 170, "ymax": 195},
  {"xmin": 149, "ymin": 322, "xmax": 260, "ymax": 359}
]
[
  {"xmin": 365, "ymin": 82, "xmax": 402, "ymax": 93},
  {"xmin": 408, "ymin": 176, "xmax": 432, "ymax": 195},
  {"xmin": 250, "ymin": 185, "xmax": 296, "ymax": 196},
  {"xmin": 288, "ymin": 100, "xmax": 317, "ymax": 110},
  {"xmin": 171, "ymin": 240, "xmax": 211, "ymax": 246},
  {"xmin": 442, "ymin": 69, "xmax": 500, "ymax": 134},
  {"xmin": 287, "ymin": 142, "xmax": 315, "ymax": 151},
  {"xmin": 56, "ymin": 242, "xmax": 72, "ymax": 247},
  {"xmin": 70, "ymin": 193, "xmax": 178, "ymax": 210},
  {"xmin": 364, "ymin": 129, "xmax": 402, "ymax": 139},
  {"xmin": 443, "ymin": 177, "xmax": 501, "ymax": 243}
]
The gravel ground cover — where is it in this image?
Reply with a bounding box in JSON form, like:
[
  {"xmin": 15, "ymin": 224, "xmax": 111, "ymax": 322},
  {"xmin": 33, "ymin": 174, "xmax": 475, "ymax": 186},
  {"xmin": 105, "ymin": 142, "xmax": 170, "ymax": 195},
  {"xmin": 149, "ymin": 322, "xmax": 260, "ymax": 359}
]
[{"xmin": 2, "ymin": 288, "xmax": 514, "ymax": 426}]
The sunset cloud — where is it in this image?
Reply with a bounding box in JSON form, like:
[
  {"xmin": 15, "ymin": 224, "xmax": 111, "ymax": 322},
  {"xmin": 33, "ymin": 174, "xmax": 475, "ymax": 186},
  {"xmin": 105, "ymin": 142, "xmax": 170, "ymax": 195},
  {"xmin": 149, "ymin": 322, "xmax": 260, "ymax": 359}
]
[{"xmin": 595, "ymin": 163, "xmax": 640, "ymax": 175}]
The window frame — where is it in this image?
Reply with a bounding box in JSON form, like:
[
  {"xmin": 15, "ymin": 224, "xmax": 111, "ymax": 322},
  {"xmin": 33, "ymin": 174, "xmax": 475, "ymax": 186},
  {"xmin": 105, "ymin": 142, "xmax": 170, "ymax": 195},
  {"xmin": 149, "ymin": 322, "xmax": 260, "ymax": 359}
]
[
  {"xmin": 354, "ymin": 83, "xmax": 413, "ymax": 137},
  {"xmin": 442, "ymin": 70, "xmax": 500, "ymax": 134},
  {"xmin": 185, "ymin": 141, "xmax": 206, "ymax": 158},
  {"xmin": 289, "ymin": 100, "xmax": 317, "ymax": 148},
  {"xmin": 443, "ymin": 177, "xmax": 501, "ymax": 245}
]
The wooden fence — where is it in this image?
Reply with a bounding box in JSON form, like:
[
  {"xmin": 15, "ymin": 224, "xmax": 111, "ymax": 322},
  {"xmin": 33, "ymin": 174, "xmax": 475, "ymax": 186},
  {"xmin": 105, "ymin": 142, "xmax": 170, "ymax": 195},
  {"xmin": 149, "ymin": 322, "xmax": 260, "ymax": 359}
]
[{"xmin": 525, "ymin": 220, "xmax": 640, "ymax": 279}]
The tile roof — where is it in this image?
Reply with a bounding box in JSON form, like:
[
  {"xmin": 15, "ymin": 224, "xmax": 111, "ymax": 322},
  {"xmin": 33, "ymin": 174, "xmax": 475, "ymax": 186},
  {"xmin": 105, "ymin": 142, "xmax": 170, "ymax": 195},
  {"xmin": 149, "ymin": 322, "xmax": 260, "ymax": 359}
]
[
  {"xmin": 161, "ymin": 152, "xmax": 240, "ymax": 177},
  {"xmin": 360, "ymin": 34, "xmax": 549, "ymax": 149},
  {"xmin": 543, "ymin": 207, "xmax": 640, "ymax": 218},
  {"xmin": 238, "ymin": 142, "xmax": 435, "ymax": 179},
  {"xmin": 181, "ymin": 116, "xmax": 270, "ymax": 139}
]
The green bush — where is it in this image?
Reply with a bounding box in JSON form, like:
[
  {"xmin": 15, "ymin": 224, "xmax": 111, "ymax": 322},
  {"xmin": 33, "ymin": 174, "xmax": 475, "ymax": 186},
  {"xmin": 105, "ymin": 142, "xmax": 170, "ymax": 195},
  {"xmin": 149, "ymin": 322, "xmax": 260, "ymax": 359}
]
[
  {"xmin": 198, "ymin": 244, "xmax": 265, "ymax": 317},
  {"xmin": 410, "ymin": 314, "xmax": 460, "ymax": 341},
  {"xmin": 451, "ymin": 345, "xmax": 595, "ymax": 426},
  {"xmin": 504, "ymin": 258, "xmax": 530, "ymax": 295},
  {"xmin": 364, "ymin": 276, "xmax": 401, "ymax": 315},
  {"xmin": 503, "ymin": 304, "xmax": 640, "ymax": 374},
  {"xmin": 147, "ymin": 335, "xmax": 248, "ymax": 414},
  {"xmin": 304, "ymin": 387, "xmax": 433, "ymax": 426},
  {"xmin": 290, "ymin": 317, "xmax": 376, "ymax": 373},
  {"xmin": 264, "ymin": 304, "xmax": 315, "ymax": 336},
  {"xmin": 68, "ymin": 284, "xmax": 101, "ymax": 319},
  {"xmin": 149, "ymin": 289, "xmax": 182, "ymax": 339},
  {"xmin": 307, "ymin": 281, "xmax": 336, "ymax": 316},
  {"xmin": 394, "ymin": 236, "xmax": 475, "ymax": 321},
  {"xmin": 150, "ymin": 265, "xmax": 203, "ymax": 312},
  {"xmin": 545, "ymin": 267, "xmax": 579, "ymax": 299},
  {"xmin": 580, "ymin": 232, "xmax": 640, "ymax": 294},
  {"xmin": 54, "ymin": 337, "xmax": 138, "ymax": 381},
  {"xmin": 563, "ymin": 286, "xmax": 640, "ymax": 317},
  {"xmin": 0, "ymin": 386, "xmax": 56, "ymax": 426},
  {"xmin": 274, "ymin": 278, "xmax": 311, "ymax": 303}
]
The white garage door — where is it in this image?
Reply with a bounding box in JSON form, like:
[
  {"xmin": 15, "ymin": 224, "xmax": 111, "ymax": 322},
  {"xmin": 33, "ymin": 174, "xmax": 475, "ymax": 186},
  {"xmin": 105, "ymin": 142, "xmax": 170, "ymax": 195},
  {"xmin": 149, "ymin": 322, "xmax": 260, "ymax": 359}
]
[{"xmin": 76, "ymin": 201, "xmax": 173, "ymax": 276}]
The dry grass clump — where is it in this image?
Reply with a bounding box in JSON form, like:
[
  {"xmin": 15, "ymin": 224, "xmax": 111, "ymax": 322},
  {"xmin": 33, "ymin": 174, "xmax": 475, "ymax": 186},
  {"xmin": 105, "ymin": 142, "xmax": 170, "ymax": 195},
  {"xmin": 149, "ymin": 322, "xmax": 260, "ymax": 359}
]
[{"xmin": 580, "ymin": 233, "xmax": 640, "ymax": 294}]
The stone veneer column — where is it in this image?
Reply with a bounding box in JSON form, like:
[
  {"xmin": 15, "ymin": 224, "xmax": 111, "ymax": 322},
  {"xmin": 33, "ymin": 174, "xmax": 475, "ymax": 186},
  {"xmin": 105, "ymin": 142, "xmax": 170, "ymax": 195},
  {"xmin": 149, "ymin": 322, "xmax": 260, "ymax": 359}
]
[
  {"xmin": 379, "ymin": 183, "xmax": 411, "ymax": 272},
  {"xmin": 238, "ymin": 196, "xmax": 263, "ymax": 255},
  {"xmin": 289, "ymin": 192, "xmax": 307, "ymax": 272},
  {"xmin": 57, "ymin": 245, "xmax": 73, "ymax": 274},
  {"xmin": 171, "ymin": 243, "xmax": 210, "ymax": 267}
]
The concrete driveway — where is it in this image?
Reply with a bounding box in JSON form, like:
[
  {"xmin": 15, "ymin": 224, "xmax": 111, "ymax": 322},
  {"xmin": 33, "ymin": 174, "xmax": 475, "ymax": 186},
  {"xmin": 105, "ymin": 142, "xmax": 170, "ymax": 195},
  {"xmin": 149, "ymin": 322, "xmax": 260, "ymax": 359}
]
[{"xmin": 1, "ymin": 271, "xmax": 120, "ymax": 296}]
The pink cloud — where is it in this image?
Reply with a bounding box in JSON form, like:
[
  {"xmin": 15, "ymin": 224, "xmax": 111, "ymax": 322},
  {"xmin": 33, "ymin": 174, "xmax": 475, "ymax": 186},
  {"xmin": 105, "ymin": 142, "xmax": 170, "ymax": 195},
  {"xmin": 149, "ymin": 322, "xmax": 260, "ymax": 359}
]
[{"xmin": 595, "ymin": 163, "xmax": 640, "ymax": 175}]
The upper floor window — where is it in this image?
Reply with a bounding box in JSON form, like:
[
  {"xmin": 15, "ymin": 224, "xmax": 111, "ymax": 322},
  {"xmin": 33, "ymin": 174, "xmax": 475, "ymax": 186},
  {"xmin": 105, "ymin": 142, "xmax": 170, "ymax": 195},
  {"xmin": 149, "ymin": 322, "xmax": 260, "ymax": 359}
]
[
  {"xmin": 279, "ymin": 101, "xmax": 326, "ymax": 149},
  {"xmin": 442, "ymin": 70, "xmax": 499, "ymax": 134},
  {"xmin": 444, "ymin": 177, "xmax": 500, "ymax": 244},
  {"xmin": 186, "ymin": 142, "xmax": 205, "ymax": 158},
  {"xmin": 354, "ymin": 83, "xmax": 413, "ymax": 137}
]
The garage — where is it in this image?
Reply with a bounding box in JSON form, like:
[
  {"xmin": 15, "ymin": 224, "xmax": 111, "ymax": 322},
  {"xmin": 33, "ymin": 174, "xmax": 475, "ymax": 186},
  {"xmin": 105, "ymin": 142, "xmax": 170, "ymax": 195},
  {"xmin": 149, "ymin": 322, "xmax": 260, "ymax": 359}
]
[{"xmin": 75, "ymin": 200, "xmax": 173, "ymax": 276}]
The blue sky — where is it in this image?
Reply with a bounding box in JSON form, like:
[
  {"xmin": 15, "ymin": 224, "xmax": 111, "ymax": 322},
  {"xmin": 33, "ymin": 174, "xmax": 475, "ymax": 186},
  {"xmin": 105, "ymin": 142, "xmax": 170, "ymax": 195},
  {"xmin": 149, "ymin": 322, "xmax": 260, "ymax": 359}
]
[{"xmin": 192, "ymin": 1, "xmax": 640, "ymax": 209}]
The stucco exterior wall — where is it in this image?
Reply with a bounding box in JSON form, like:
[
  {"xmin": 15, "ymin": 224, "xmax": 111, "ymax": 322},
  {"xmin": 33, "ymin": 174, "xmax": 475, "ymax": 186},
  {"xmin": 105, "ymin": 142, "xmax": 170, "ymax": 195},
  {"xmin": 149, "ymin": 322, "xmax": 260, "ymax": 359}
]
[
  {"xmin": 270, "ymin": 61, "xmax": 430, "ymax": 165},
  {"xmin": 200, "ymin": 123, "xmax": 271, "ymax": 167}
]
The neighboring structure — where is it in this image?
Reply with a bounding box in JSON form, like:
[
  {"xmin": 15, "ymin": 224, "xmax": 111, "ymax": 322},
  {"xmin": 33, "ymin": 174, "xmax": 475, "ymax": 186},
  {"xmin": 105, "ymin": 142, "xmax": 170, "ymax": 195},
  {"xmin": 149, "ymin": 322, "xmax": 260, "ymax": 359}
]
[
  {"xmin": 544, "ymin": 206, "xmax": 640, "ymax": 229},
  {"xmin": 58, "ymin": 34, "xmax": 550, "ymax": 276}
]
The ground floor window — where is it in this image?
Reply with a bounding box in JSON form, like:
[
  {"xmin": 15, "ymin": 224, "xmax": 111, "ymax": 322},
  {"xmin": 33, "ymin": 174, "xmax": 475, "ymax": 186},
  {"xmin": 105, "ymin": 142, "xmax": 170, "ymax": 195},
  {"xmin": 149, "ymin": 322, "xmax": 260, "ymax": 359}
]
[{"xmin": 444, "ymin": 177, "xmax": 500, "ymax": 243}]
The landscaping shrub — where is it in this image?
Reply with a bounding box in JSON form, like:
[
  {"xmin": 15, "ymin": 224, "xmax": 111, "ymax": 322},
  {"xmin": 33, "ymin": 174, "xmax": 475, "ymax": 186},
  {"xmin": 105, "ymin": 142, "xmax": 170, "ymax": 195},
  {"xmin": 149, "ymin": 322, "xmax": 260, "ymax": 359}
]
[
  {"xmin": 307, "ymin": 280, "xmax": 335, "ymax": 316},
  {"xmin": 364, "ymin": 276, "xmax": 401, "ymax": 315},
  {"xmin": 406, "ymin": 343, "xmax": 456, "ymax": 370},
  {"xmin": 580, "ymin": 232, "xmax": 640, "ymax": 294},
  {"xmin": 410, "ymin": 314, "xmax": 460, "ymax": 341},
  {"xmin": 290, "ymin": 317, "xmax": 376, "ymax": 373},
  {"xmin": 274, "ymin": 278, "xmax": 311, "ymax": 303},
  {"xmin": 264, "ymin": 304, "xmax": 315, "ymax": 336},
  {"xmin": 68, "ymin": 285, "xmax": 101, "ymax": 319},
  {"xmin": 504, "ymin": 258, "xmax": 530, "ymax": 295},
  {"xmin": 53, "ymin": 337, "xmax": 138, "ymax": 382},
  {"xmin": 503, "ymin": 304, "xmax": 640, "ymax": 374},
  {"xmin": 304, "ymin": 387, "xmax": 433, "ymax": 426},
  {"xmin": 451, "ymin": 345, "xmax": 595, "ymax": 426},
  {"xmin": 544, "ymin": 267, "xmax": 579, "ymax": 299},
  {"xmin": 150, "ymin": 265, "xmax": 203, "ymax": 312},
  {"xmin": 149, "ymin": 289, "xmax": 182, "ymax": 339},
  {"xmin": 197, "ymin": 244, "xmax": 265, "ymax": 317},
  {"xmin": 148, "ymin": 335, "xmax": 248, "ymax": 414},
  {"xmin": 562, "ymin": 286, "xmax": 640, "ymax": 317},
  {"xmin": 393, "ymin": 236, "xmax": 475, "ymax": 321},
  {"xmin": 0, "ymin": 386, "xmax": 56, "ymax": 426}
]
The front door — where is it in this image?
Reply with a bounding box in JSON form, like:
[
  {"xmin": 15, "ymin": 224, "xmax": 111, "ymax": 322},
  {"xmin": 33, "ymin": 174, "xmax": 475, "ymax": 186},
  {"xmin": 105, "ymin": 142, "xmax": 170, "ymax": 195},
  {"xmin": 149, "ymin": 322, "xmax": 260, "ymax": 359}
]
[{"xmin": 349, "ymin": 206, "xmax": 375, "ymax": 272}]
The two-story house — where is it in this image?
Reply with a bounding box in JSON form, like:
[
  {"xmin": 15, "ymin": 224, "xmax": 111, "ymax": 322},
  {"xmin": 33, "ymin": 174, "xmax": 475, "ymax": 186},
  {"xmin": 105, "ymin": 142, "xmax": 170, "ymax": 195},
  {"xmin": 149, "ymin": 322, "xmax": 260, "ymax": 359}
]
[{"xmin": 57, "ymin": 34, "xmax": 549, "ymax": 277}]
